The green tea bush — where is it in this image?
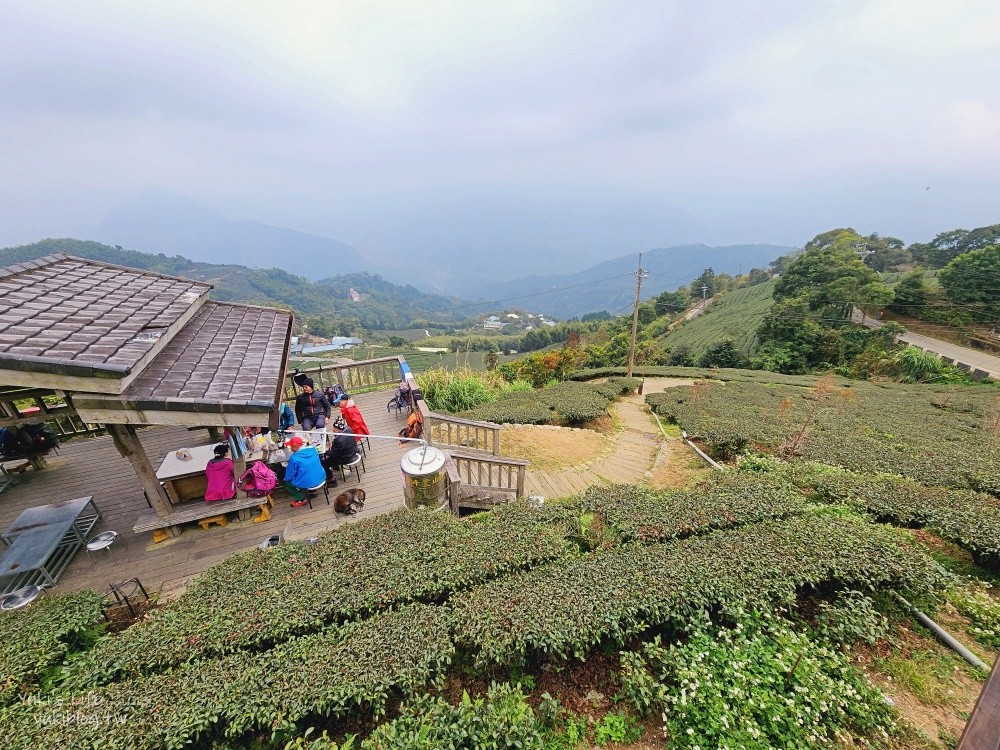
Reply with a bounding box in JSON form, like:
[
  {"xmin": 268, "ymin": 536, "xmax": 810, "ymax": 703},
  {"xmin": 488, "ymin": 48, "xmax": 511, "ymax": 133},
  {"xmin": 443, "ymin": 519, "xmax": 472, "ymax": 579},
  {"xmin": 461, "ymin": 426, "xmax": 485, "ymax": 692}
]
[
  {"xmin": 0, "ymin": 591, "xmax": 102, "ymax": 704},
  {"xmin": 4, "ymin": 605, "xmax": 454, "ymax": 750},
  {"xmin": 948, "ymin": 585, "xmax": 1000, "ymax": 648},
  {"xmin": 364, "ymin": 683, "xmax": 547, "ymax": 750},
  {"xmin": 647, "ymin": 379, "xmax": 1000, "ymax": 495},
  {"xmin": 537, "ymin": 381, "xmax": 613, "ymax": 424},
  {"xmin": 459, "ymin": 392, "xmax": 554, "ymax": 424},
  {"xmin": 64, "ymin": 508, "xmax": 569, "ymax": 689},
  {"xmin": 580, "ymin": 471, "xmax": 806, "ymax": 543},
  {"xmin": 452, "ymin": 514, "xmax": 945, "ymax": 665},
  {"xmin": 815, "ymin": 590, "xmax": 889, "ymax": 645},
  {"xmin": 619, "ymin": 612, "xmax": 896, "ymax": 749},
  {"xmin": 782, "ymin": 463, "xmax": 1000, "ymax": 567}
]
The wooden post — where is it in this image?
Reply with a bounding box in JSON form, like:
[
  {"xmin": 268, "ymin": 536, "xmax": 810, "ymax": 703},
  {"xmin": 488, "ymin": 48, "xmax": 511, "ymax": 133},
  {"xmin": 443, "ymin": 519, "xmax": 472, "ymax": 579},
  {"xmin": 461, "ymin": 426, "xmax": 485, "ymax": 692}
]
[{"xmin": 108, "ymin": 424, "xmax": 179, "ymax": 536}]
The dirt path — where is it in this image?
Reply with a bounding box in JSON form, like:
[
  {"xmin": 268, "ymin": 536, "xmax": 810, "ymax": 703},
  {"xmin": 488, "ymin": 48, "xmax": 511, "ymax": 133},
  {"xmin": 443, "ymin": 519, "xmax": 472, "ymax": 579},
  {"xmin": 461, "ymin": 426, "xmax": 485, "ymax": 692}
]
[{"xmin": 515, "ymin": 377, "xmax": 703, "ymax": 500}]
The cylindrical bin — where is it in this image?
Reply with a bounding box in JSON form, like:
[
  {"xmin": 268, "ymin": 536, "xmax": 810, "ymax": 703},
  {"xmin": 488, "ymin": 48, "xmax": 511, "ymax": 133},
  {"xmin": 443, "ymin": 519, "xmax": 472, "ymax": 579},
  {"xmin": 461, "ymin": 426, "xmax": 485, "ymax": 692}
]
[{"xmin": 400, "ymin": 445, "xmax": 448, "ymax": 511}]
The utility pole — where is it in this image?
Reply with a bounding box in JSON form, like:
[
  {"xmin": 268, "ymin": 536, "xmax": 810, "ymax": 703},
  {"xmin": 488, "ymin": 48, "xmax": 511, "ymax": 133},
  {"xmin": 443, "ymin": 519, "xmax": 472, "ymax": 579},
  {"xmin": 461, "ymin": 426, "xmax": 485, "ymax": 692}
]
[{"xmin": 626, "ymin": 253, "xmax": 648, "ymax": 378}]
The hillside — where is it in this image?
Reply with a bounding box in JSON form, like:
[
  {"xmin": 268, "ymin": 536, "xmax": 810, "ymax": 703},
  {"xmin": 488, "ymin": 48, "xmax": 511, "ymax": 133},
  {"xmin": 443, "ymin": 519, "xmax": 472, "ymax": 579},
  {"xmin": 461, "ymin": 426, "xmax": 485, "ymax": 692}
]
[
  {"xmin": 472, "ymin": 243, "xmax": 792, "ymax": 319},
  {"xmin": 98, "ymin": 193, "xmax": 366, "ymax": 278},
  {"xmin": 0, "ymin": 239, "xmax": 474, "ymax": 331},
  {"xmin": 659, "ymin": 280, "xmax": 776, "ymax": 359}
]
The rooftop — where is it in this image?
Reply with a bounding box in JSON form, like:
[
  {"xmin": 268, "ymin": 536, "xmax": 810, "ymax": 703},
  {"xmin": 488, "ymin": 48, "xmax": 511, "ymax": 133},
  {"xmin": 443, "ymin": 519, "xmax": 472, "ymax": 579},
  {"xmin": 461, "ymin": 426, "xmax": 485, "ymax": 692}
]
[
  {"xmin": 72, "ymin": 302, "xmax": 292, "ymax": 425},
  {"xmin": 0, "ymin": 254, "xmax": 210, "ymax": 391}
]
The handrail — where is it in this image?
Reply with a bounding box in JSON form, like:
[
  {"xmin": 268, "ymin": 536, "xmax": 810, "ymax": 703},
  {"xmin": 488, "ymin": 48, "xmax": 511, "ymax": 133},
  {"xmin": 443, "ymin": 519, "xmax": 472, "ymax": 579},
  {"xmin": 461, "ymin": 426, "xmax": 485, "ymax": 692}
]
[
  {"xmin": 426, "ymin": 412, "xmax": 501, "ymax": 455},
  {"xmin": 448, "ymin": 448, "xmax": 527, "ymax": 502},
  {"xmin": 958, "ymin": 656, "xmax": 1000, "ymax": 750},
  {"xmin": 285, "ymin": 356, "xmax": 404, "ymax": 400}
]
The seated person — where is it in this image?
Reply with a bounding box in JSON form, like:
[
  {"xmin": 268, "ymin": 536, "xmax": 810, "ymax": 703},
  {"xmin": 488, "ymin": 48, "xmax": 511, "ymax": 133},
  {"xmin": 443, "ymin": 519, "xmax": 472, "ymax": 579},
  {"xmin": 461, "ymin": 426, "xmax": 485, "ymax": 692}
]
[
  {"xmin": 294, "ymin": 377, "xmax": 330, "ymax": 431},
  {"xmin": 282, "ymin": 436, "xmax": 327, "ymax": 507},
  {"xmin": 321, "ymin": 428, "xmax": 358, "ymax": 484},
  {"xmin": 333, "ymin": 393, "xmax": 370, "ymax": 440},
  {"xmin": 204, "ymin": 443, "xmax": 237, "ymax": 501}
]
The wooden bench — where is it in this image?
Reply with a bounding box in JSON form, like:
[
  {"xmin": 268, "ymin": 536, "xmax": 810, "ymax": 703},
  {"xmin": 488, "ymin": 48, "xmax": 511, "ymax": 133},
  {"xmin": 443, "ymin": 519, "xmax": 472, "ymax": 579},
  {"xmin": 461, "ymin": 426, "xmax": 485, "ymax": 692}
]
[{"xmin": 133, "ymin": 495, "xmax": 270, "ymax": 535}]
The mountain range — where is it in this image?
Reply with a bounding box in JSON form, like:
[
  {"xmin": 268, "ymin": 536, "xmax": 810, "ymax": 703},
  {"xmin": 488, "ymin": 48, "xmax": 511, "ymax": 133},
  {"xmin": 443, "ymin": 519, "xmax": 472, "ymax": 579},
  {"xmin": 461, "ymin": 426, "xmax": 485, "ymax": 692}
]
[
  {"xmin": 472, "ymin": 244, "xmax": 793, "ymax": 319},
  {"xmin": 98, "ymin": 194, "xmax": 366, "ymax": 278}
]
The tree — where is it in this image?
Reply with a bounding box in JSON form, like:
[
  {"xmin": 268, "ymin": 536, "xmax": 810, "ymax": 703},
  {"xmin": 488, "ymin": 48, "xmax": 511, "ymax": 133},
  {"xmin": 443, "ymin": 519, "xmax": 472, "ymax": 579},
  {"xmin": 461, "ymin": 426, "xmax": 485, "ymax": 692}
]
[
  {"xmin": 773, "ymin": 231, "xmax": 893, "ymax": 319},
  {"xmin": 690, "ymin": 268, "xmax": 716, "ymax": 300},
  {"xmin": 938, "ymin": 245, "xmax": 1000, "ymax": 319},
  {"xmin": 698, "ymin": 338, "xmax": 749, "ymax": 369},
  {"xmin": 654, "ymin": 290, "xmax": 688, "ymax": 316}
]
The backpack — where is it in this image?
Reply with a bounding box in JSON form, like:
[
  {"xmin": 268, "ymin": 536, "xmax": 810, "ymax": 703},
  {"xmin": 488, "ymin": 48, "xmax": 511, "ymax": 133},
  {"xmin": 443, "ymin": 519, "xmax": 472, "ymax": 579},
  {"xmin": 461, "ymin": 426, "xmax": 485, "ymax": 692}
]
[
  {"xmin": 279, "ymin": 403, "xmax": 295, "ymax": 431},
  {"xmin": 398, "ymin": 411, "xmax": 424, "ymax": 442},
  {"xmin": 324, "ymin": 384, "xmax": 347, "ymax": 404},
  {"xmin": 239, "ymin": 462, "xmax": 278, "ymax": 498},
  {"xmin": 1, "ymin": 423, "xmax": 59, "ymax": 456}
]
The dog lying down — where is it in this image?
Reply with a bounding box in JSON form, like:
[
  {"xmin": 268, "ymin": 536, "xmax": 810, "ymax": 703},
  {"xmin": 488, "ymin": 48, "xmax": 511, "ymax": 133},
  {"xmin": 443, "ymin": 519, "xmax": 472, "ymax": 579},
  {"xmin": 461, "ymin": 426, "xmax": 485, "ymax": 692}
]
[{"xmin": 334, "ymin": 487, "xmax": 366, "ymax": 515}]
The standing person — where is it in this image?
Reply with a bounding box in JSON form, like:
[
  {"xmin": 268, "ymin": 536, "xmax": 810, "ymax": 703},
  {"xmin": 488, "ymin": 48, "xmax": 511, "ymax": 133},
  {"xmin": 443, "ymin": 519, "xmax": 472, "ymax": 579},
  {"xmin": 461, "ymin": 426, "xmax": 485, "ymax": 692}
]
[
  {"xmin": 282, "ymin": 436, "xmax": 326, "ymax": 507},
  {"xmin": 334, "ymin": 393, "xmax": 370, "ymax": 442},
  {"xmin": 204, "ymin": 443, "xmax": 237, "ymax": 501},
  {"xmin": 294, "ymin": 377, "xmax": 330, "ymax": 430}
]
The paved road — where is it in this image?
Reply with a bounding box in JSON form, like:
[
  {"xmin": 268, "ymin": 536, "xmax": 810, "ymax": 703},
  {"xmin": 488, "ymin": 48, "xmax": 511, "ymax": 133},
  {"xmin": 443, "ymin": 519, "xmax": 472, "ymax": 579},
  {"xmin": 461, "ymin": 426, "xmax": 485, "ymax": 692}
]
[{"xmin": 852, "ymin": 310, "xmax": 1000, "ymax": 380}]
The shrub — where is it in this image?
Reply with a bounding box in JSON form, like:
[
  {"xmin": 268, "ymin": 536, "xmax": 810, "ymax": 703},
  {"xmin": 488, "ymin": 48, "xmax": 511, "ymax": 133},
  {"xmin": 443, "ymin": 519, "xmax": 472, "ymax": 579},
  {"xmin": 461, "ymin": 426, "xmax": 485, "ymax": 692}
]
[
  {"xmin": 0, "ymin": 591, "xmax": 103, "ymax": 704},
  {"xmin": 815, "ymin": 590, "xmax": 889, "ymax": 645},
  {"xmin": 364, "ymin": 683, "xmax": 546, "ymax": 749},
  {"xmin": 64, "ymin": 508, "xmax": 569, "ymax": 689},
  {"xmin": 452, "ymin": 514, "xmax": 945, "ymax": 665},
  {"xmin": 5, "ymin": 605, "xmax": 455, "ymax": 750},
  {"xmin": 619, "ymin": 612, "xmax": 896, "ymax": 748}
]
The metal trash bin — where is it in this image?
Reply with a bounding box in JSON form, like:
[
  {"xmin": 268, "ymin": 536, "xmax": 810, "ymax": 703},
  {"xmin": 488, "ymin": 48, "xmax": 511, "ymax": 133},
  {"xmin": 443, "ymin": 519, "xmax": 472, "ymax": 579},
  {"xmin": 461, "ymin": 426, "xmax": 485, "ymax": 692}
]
[{"xmin": 401, "ymin": 446, "xmax": 448, "ymax": 511}]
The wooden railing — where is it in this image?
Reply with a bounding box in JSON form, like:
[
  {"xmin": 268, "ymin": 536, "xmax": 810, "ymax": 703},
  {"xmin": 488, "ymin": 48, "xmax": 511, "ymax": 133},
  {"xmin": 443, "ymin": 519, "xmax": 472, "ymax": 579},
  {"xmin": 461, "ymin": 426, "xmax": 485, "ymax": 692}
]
[
  {"xmin": 446, "ymin": 448, "xmax": 527, "ymax": 513},
  {"xmin": 426, "ymin": 413, "xmax": 500, "ymax": 455},
  {"xmin": 0, "ymin": 389, "xmax": 106, "ymax": 439},
  {"xmin": 285, "ymin": 356, "xmax": 404, "ymax": 400},
  {"xmin": 958, "ymin": 656, "xmax": 1000, "ymax": 749}
]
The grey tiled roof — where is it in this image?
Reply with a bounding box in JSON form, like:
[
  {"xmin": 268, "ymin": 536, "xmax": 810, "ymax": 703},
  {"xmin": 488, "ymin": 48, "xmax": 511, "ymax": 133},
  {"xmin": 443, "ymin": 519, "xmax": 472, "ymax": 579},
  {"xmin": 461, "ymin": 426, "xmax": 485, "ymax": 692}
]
[
  {"xmin": 0, "ymin": 253, "xmax": 210, "ymax": 376},
  {"xmin": 74, "ymin": 302, "xmax": 293, "ymax": 413}
]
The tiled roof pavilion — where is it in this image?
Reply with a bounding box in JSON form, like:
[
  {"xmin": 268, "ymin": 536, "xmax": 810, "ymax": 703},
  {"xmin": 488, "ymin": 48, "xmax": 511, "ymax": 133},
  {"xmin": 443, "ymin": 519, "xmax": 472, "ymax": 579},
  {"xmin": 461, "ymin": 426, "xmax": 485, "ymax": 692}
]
[
  {"xmin": 0, "ymin": 253, "xmax": 293, "ymax": 527},
  {"xmin": 0, "ymin": 253, "xmax": 292, "ymax": 425}
]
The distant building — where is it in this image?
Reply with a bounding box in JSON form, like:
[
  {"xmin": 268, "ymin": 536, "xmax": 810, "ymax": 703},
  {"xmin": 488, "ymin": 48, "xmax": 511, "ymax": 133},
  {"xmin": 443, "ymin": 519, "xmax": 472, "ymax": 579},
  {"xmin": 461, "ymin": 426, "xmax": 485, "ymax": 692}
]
[
  {"xmin": 483, "ymin": 315, "xmax": 507, "ymax": 330},
  {"xmin": 540, "ymin": 319, "xmax": 557, "ymax": 327},
  {"xmin": 416, "ymin": 346, "xmax": 449, "ymax": 353},
  {"xmin": 506, "ymin": 313, "xmax": 520, "ymax": 319},
  {"xmin": 348, "ymin": 288, "xmax": 361, "ymax": 302},
  {"xmin": 289, "ymin": 336, "xmax": 303, "ymax": 356},
  {"xmin": 329, "ymin": 336, "xmax": 363, "ymax": 349}
]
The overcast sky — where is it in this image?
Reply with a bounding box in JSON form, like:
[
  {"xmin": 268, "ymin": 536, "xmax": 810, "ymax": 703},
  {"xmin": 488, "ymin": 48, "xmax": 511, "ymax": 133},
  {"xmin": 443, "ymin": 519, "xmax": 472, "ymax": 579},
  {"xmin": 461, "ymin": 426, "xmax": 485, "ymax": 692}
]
[{"xmin": 2, "ymin": 0, "xmax": 999, "ymax": 269}]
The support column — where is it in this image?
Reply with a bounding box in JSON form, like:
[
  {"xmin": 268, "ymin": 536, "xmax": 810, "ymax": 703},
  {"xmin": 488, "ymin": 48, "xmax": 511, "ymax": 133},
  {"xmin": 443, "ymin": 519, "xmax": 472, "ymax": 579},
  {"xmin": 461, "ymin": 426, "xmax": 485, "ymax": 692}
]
[{"xmin": 108, "ymin": 424, "xmax": 180, "ymax": 537}]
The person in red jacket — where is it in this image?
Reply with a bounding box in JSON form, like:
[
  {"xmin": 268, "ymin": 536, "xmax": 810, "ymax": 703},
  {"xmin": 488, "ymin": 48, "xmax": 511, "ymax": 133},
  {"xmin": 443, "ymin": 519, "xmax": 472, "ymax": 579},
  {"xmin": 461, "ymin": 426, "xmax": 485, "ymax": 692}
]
[{"xmin": 334, "ymin": 393, "xmax": 370, "ymax": 444}]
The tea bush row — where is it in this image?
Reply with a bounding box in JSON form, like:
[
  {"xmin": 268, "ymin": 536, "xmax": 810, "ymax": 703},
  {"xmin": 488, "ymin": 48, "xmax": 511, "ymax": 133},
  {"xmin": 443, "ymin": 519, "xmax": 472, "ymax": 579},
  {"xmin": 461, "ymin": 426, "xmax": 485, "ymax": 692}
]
[
  {"xmin": 782, "ymin": 462, "xmax": 1000, "ymax": 567},
  {"xmin": 0, "ymin": 591, "xmax": 102, "ymax": 704},
  {"xmin": 4, "ymin": 605, "xmax": 454, "ymax": 750},
  {"xmin": 452, "ymin": 513, "xmax": 946, "ymax": 665},
  {"xmin": 580, "ymin": 471, "xmax": 806, "ymax": 543},
  {"xmin": 647, "ymin": 379, "xmax": 1000, "ymax": 493},
  {"xmin": 64, "ymin": 508, "xmax": 568, "ymax": 689},
  {"xmin": 460, "ymin": 378, "xmax": 639, "ymax": 426}
]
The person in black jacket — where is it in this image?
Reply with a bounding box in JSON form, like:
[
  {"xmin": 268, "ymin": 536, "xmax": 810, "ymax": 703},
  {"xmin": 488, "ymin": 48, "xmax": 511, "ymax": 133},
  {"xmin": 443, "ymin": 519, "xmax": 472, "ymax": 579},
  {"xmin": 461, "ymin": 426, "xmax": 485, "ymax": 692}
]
[
  {"xmin": 321, "ymin": 427, "xmax": 358, "ymax": 484},
  {"xmin": 294, "ymin": 378, "xmax": 330, "ymax": 430}
]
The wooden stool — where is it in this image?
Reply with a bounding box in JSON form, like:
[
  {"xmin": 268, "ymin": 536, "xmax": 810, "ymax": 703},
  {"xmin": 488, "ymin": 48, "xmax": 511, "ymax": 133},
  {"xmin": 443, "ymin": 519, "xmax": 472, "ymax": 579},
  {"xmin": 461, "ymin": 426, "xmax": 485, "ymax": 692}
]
[
  {"xmin": 198, "ymin": 514, "xmax": 228, "ymax": 530},
  {"xmin": 253, "ymin": 495, "xmax": 274, "ymax": 524},
  {"xmin": 152, "ymin": 529, "xmax": 170, "ymax": 544}
]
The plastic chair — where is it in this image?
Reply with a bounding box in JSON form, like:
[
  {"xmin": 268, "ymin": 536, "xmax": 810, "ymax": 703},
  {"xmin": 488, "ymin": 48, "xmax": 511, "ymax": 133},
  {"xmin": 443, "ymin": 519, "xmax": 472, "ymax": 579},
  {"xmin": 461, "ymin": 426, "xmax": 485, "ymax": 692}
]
[
  {"xmin": 340, "ymin": 454, "xmax": 365, "ymax": 484},
  {"xmin": 87, "ymin": 530, "xmax": 121, "ymax": 562},
  {"xmin": 1, "ymin": 585, "xmax": 44, "ymax": 611},
  {"xmin": 303, "ymin": 480, "xmax": 330, "ymax": 509}
]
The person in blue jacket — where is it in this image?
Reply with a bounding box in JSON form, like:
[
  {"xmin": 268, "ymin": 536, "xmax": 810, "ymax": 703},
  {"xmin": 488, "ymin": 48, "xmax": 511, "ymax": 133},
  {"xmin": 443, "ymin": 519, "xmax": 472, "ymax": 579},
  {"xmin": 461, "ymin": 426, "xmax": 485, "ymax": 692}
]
[{"xmin": 282, "ymin": 436, "xmax": 326, "ymax": 507}]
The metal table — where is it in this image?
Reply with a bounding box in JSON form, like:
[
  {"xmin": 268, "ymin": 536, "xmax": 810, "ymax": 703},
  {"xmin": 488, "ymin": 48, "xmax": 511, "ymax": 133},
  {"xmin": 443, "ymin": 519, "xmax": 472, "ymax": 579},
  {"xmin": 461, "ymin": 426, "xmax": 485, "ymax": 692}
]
[{"xmin": 0, "ymin": 496, "xmax": 101, "ymax": 594}]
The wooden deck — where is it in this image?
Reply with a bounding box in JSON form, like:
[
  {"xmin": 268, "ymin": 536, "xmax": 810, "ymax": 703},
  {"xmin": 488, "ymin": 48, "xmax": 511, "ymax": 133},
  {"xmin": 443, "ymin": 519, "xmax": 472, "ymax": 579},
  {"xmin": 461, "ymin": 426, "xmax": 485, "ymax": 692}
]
[{"xmin": 0, "ymin": 389, "xmax": 411, "ymax": 597}]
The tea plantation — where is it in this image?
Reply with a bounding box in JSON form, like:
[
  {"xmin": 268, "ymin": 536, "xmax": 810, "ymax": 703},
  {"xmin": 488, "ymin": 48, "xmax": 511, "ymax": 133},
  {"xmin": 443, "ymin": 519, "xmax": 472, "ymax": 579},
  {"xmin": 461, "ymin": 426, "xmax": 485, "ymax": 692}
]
[{"xmin": 2, "ymin": 370, "xmax": 999, "ymax": 748}]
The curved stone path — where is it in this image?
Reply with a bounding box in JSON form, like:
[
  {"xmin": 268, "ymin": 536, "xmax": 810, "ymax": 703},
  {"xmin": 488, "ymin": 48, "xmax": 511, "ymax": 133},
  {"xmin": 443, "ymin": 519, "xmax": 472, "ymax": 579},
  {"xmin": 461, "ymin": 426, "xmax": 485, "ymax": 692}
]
[
  {"xmin": 522, "ymin": 377, "xmax": 704, "ymax": 500},
  {"xmin": 522, "ymin": 393, "xmax": 659, "ymax": 499}
]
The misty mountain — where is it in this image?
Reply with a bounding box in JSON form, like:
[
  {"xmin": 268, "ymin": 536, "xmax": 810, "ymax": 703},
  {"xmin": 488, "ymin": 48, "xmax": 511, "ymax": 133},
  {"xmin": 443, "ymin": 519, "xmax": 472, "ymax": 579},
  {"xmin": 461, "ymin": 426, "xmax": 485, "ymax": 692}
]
[
  {"xmin": 472, "ymin": 244, "xmax": 794, "ymax": 319},
  {"xmin": 0, "ymin": 238, "xmax": 472, "ymax": 330},
  {"xmin": 98, "ymin": 193, "xmax": 366, "ymax": 279}
]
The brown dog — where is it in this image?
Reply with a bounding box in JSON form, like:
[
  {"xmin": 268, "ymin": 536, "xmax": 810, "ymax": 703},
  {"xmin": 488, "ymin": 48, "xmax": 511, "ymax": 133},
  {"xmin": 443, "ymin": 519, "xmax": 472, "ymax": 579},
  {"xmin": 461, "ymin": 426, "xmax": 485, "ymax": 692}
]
[{"xmin": 333, "ymin": 487, "xmax": 366, "ymax": 515}]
